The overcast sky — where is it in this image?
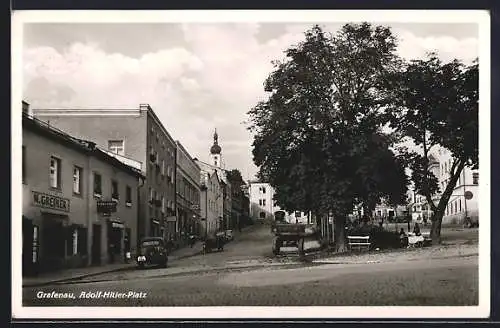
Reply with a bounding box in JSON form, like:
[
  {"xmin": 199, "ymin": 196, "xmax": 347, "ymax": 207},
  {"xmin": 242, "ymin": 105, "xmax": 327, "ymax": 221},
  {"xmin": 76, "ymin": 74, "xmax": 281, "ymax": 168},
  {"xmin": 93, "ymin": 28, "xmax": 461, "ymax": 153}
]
[{"xmin": 22, "ymin": 21, "xmax": 479, "ymax": 180}]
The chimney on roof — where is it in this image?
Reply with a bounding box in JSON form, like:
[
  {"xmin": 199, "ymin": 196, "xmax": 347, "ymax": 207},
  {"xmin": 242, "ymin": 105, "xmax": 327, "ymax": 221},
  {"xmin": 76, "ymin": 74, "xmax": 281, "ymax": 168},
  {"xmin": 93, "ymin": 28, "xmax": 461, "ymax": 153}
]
[{"xmin": 22, "ymin": 101, "xmax": 31, "ymax": 116}]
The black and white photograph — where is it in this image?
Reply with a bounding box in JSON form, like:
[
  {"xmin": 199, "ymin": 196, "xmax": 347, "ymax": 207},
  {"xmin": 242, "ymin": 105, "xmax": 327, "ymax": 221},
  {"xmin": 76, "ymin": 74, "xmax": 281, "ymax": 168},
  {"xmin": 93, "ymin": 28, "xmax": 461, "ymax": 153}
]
[{"xmin": 12, "ymin": 10, "xmax": 490, "ymax": 319}]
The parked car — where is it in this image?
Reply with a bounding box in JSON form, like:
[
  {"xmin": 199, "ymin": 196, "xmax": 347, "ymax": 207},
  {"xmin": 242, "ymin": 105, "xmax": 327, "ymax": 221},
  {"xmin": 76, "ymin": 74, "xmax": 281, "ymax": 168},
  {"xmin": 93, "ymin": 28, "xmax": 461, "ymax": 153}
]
[
  {"xmin": 225, "ymin": 229, "xmax": 234, "ymax": 241},
  {"xmin": 203, "ymin": 233, "xmax": 225, "ymax": 253},
  {"xmin": 136, "ymin": 237, "xmax": 168, "ymax": 269}
]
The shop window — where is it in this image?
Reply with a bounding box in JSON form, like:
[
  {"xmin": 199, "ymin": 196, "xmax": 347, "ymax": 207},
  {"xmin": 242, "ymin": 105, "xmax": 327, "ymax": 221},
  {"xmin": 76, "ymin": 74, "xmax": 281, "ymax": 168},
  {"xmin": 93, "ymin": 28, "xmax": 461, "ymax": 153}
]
[
  {"xmin": 72, "ymin": 229, "xmax": 78, "ymax": 255},
  {"xmin": 93, "ymin": 173, "xmax": 102, "ymax": 197},
  {"xmin": 49, "ymin": 156, "xmax": 61, "ymax": 189},
  {"xmin": 66, "ymin": 226, "xmax": 84, "ymax": 256}
]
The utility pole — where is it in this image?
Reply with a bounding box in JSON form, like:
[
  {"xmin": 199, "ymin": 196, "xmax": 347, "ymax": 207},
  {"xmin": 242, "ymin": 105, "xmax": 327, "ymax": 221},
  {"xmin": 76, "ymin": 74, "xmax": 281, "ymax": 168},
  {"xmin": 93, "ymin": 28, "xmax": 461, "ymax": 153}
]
[{"xmin": 463, "ymin": 169, "xmax": 468, "ymax": 219}]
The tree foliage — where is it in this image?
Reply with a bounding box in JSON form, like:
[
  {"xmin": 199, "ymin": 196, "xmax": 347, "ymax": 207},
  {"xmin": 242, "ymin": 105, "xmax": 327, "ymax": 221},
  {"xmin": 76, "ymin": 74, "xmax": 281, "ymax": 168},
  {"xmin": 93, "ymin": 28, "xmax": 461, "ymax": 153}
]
[
  {"xmin": 386, "ymin": 54, "xmax": 478, "ymax": 243},
  {"xmin": 248, "ymin": 24, "xmax": 408, "ymax": 251},
  {"xmin": 226, "ymin": 169, "xmax": 245, "ymax": 187}
]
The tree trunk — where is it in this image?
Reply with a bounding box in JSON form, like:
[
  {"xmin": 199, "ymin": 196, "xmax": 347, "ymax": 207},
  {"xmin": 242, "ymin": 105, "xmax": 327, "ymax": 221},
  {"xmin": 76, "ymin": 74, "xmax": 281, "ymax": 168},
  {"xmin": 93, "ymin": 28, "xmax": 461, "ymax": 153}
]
[
  {"xmin": 430, "ymin": 217, "xmax": 442, "ymax": 245},
  {"xmin": 334, "ymin": 215, "xmax": 347, "ymax": 252},
  {"xmin": 362, "ymin": 203, "xmax": 370, "ymax": 222},
  {"xmin": 428, "ymin": 158, "xmax": 466, "ymax": 244}
]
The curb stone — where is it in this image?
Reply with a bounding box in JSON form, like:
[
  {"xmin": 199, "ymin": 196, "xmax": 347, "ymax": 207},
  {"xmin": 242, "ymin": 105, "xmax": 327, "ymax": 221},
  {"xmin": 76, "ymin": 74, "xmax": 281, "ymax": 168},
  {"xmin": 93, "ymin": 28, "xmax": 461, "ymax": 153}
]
[
  {"xmin": 23, "ymin": 249, "xmax": 204, "ymax": 288},
  {"xmin": 312, "ymin": 252, "xmax": 478, "ymax": 265},
  {"xmin": 50, "ymin": 262, "xmax": 306, "ymax": 285}
]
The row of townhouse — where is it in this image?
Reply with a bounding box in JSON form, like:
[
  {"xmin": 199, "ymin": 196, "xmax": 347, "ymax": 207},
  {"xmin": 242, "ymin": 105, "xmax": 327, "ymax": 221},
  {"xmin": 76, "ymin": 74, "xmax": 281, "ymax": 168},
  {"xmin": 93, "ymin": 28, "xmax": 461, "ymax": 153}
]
[
  {"xmin": 22, "ymin": 104, "xmax": 144, "ymax": 275},
  {"xmin": 23, "ymin": 102, "xmax": 252, "ymax": 274}
]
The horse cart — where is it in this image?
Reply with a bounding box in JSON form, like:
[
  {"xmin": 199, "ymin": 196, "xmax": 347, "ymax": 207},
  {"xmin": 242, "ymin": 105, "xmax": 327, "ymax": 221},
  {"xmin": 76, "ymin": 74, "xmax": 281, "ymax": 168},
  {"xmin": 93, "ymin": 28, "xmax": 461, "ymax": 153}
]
[
  {"xmin": 272, "ymin": 223, "xmax": 310, "ymax": 256},
  {"xmin": 271, "ymin": 210, "xmax": 320, "ymax": 256}
]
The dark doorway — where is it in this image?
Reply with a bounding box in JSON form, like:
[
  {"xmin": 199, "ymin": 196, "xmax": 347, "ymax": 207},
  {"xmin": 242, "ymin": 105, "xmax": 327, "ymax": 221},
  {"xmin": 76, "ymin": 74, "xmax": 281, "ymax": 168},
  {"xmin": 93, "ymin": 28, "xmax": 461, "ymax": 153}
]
[
  {"xmin": 42, "ymin": 216, "xmax": 65, "ymax": 271},
  {"xmin": 91, "ymin": 224, "xmax": 101, "ymax": 265},
  {"xmin": 108, "ymin": 222, "xmax": 122, "ymax": 264},
  {"xmin": 22, "ymin": 218, "xmax": 38, "ymax": 275}
]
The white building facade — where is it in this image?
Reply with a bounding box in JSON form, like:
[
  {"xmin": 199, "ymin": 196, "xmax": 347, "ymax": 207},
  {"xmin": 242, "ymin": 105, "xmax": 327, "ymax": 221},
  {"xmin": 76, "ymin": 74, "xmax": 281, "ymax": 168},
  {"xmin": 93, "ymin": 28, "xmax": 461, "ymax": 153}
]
[
  {"xmin": 248, "ymin": 182, "xmax": 279, "ymax": 221},
  {"xmin": 247, "ymin": 181, "xmax": 311, "ymax": 223},
  {"xmin": 409, "ymin": 146, "xmax": 479, "ymax": 225},
  {"xmin": 199, "ymin": 169, "xmax": 223, "ymax": 237},
  {"xmin": 431, "ymin": 146, "xmax": 479, "ymax": 225}
]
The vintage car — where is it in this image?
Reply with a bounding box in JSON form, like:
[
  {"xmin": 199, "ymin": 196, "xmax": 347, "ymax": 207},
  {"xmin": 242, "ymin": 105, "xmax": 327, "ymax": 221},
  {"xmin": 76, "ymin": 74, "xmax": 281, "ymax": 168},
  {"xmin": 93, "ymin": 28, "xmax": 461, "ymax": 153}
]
[
  {"xmin": 136, "ymin": 237, "xmax": 168, "ymax": 269},
  {"xmin": 203, "ymin": 233, "xmax": 225, "ymax": 253},
  {"xmin": 225, "ymin": 229, "xmax": 234, "ymax": 242}
]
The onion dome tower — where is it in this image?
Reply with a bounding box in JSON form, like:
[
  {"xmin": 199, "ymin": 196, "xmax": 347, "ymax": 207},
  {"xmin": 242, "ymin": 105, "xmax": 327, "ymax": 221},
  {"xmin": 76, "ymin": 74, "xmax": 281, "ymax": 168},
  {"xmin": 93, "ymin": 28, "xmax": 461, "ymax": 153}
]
[{"xmin": 210, "ymin": 128, "xmax": 222, "ymax": 168}]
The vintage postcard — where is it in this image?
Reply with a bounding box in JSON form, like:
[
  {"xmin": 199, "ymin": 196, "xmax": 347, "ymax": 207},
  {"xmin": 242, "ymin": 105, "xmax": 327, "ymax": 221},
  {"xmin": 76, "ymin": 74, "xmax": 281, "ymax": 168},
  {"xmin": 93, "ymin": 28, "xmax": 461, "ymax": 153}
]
[{"xmin": 11, "ymin": 9, "xmax": 490, "ymax": 319}]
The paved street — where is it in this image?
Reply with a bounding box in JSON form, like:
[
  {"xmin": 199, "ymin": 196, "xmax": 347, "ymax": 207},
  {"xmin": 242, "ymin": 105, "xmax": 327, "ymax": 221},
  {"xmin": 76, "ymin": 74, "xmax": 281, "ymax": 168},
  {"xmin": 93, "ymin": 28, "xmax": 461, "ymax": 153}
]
[{"xmin": 22, "ymin": 224, "xmax": 478, "ymax": 306}]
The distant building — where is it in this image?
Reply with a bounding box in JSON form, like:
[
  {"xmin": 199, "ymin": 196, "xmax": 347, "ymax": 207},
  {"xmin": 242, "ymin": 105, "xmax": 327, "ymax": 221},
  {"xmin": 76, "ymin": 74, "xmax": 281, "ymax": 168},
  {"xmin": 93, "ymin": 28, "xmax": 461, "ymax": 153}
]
[
  {"xmin": 240, "ymin": 184, "xmax": 251, "ymax": 226},
  {"xmin": 32, "ymin": 104, "xmax": 177, "ymax": 244},
  {"xmin": 199, "ymin": 169, "xmax": 223, "ymax": 237},
  {"xmin": 195, "ymin": 129, "xmax": 232, "ymax": 231},
  {"xmin": 248, "ymin": 182, "xmax": 279, "ymax": 221},
  {"xmin": 175, "ymin": 141, "xmax": 201, "ymax": 238},
  {"xmin": 430, "ymin": 146, "xmax": 479, "ymax": 224},
  {"xmin": 247, "ymin": 181, "xmax": 312, "ymax": 223},
  {"xmin": 407, "ymin": 146, "xmax": 479, "ymax": 225},
  {"xmin": 22, "ymin": 106, "xmax": 143, "ymax": 275}
]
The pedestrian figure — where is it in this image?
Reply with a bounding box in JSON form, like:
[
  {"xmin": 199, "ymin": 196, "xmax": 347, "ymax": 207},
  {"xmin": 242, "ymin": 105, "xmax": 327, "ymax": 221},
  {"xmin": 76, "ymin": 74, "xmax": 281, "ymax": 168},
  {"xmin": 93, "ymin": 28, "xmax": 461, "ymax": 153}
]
[
  {"xmin": 166, "ymin": 238, "xmax": 174, "ymax": 255},
  {"xmin": 399, "ymin": 228, "xmax": 407, "ymax": 248},
  {"xmin": 413, "ymin": 222, "xmax": 421, "ymax": 236}
]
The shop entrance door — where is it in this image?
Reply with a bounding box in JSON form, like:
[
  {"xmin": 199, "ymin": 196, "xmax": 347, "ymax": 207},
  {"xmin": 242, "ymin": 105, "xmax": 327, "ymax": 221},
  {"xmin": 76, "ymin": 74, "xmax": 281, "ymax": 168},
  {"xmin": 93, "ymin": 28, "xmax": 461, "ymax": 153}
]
[
  {"xmin": 91, "ymin": 224, "xmax": 101, "ymax": 265},
  {"xmin": 22, "ymin": 218, "xmax": 36, "ymax": 275}
]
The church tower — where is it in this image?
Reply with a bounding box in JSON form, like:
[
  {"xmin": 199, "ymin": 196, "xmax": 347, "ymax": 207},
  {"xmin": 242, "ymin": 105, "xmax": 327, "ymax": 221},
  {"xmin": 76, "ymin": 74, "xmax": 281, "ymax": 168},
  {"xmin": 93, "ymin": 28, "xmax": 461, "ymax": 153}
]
[{"xmin": 210, "ymin": 128, "xmax": 223, "ymax": 168}]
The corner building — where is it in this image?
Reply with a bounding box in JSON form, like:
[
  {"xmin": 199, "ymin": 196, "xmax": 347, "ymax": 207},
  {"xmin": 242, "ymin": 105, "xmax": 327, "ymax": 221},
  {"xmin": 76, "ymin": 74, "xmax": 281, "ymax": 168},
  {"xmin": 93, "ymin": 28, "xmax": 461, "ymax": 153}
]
[
  {"xmin": 22, "ymin": 107, "xmax": 143, "ymax": 275},
  {"xmin": 32, "ymin": 104, "xmax": 177, "ymax": 246}
]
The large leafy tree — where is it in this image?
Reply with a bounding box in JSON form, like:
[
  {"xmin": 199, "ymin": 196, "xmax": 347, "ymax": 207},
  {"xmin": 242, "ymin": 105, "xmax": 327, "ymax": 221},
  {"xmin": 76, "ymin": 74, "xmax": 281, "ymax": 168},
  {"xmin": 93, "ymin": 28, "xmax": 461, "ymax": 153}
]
[
  {"xmin": 387, "ymin": 54, "xmax": 478, "ymax": 244},
  {"xmin": 353, "ymin": 132, "xmax": 409, "ymax": 215},
  {"xmin": 226, "ymin": 169, "xmax": 245, "ymax": 188},
  {"xmin": 248, "ymin": 23, "xmax": 407, "ymax": 251}
]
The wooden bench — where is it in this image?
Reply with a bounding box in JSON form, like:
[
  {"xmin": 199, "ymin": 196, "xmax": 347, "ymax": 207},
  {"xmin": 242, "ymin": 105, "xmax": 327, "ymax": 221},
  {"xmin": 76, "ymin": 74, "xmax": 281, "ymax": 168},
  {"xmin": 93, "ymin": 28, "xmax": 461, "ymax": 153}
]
[{"xmin": 347, "ymin": 235, "xmax": 371, "ymax": 251}]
